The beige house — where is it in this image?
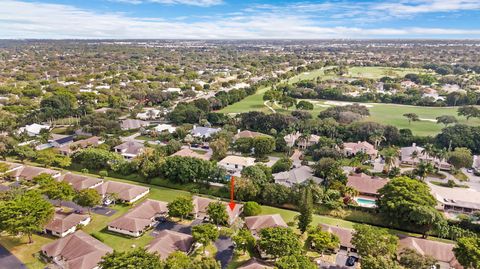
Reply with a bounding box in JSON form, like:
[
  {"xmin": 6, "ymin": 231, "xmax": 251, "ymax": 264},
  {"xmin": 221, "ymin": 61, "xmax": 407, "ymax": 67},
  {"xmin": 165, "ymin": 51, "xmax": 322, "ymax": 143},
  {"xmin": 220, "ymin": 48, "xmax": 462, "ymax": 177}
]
[
  {"xmin": 41, "ymin": 230, "xmax": 112, "ymax": 269},
  {"xmin": 346, "ymin": 173, "xmax": 388, "ymax": 198},
  {"xmin": 108, "ymin": 199, "xmax": 168, "ymax": 237},
  {"xmin": 343, "ymin": 141, "xmax": 378, "ymax": 159},
  {"xmin": 114, "ymin": 141, "xmax": 145, "ymax": 160},
  {"xmin": 428, "ymin": 182, "xmax": 480, "ymax": 215},
  {"xmin": 120, "ymin": 119, "xmax": 149, "ymax": 130},
  {"xmin": 192, "ymin": 196, "xmax": 243, "ymax": 225},
  {"xmin": 400, "ymin": 143, "xmax": 451, "ymax": 170},
  {"xmin": 218, "ymin": 155, "xmax": 255, "ymax": 174},
  {"xmin": 244, "ymin": 214, "xmax": 287, "ymax": 238},
  {"xmin": 8, "ymin": 165, "xmax": 61, "ymax": 181},
  {"xmin": 273, "ymin": 165, "xmax": 322, "ymax": 187},
  {"xmin": 44, "ymin": 211, "xmax": 91, "ymax": 238},
  {"xmin": 399, "ymin": 236, "xmax": 463, "ymax": 269},
  {"xmin": 171, "ymin": 148, "xmax": 210, "ymax": 161},
  {"xmin": 234, "ymin": 130, "xmax": 269, "ymax": 140},
  {"xmin": 61, "ymin": 173, "xmax": 103, "ymax": 191},
  {"xmin": 95, "ymin": 181, "xmax": 149, "ymax": 204},
  {"xmin": 146, "ymin": 230, "xmax": 194, "ymax": 259}
]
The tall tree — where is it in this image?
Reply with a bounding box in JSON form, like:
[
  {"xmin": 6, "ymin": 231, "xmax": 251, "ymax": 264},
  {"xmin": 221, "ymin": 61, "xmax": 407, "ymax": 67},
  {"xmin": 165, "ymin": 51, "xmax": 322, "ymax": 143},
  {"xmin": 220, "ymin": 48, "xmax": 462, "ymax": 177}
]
[
  {"xmin": 258, "ymin": 227, "xmax": 301, "ymax": 259},
  {"xmin": 42, "ymin": 181, "xmax": 76, "ymax": 206},
  {"xmin": 398, "ymin": 248, "xmax": 437, "ymax": 269},
  {"xmin": 167, "ymin": 196, "xmax": 194, "ymax": 221},
  {"xmin": 99, "ymin": 248, "xmax": 163, "ymax": 269},
  {"xmin": 206, "ymin": 201, "xmax": 229, "ymax": 226},
  {"xmin": 232, "ymin": 229, "xmax": 255, "ymax": 254},
  {"xmin": 74, "ymin": 188, "xmax": 102, "ymax": 214},
  {"xmin": 275, "ymin": 255, "xmax": 316, "ymax": 269},
  {"xmin": 458, "ymin": 106, "xmax": 480, "ymax": 121},
  {"xmin": 436, "ymin": 115, "xmax": 458, "ymax": 127},
  {"xmin": 403, "ymin": 113, "xmax": 420, "ymax": 125},
  {"xmin": 0, "ymin": 190, "xmax": 54, "ymax": 243},
  {"xmin": 191, "ymin": 223, "xmax": 219, "ymax": 254},
  {"xmin": 297, "ymin": 185, "xmax": 313, "ymax": 234},
  {"xmin": 454, "ymin": 236, "xmax": 480, "ymax": 269},
  {"xmin": 306, "ymin": 227, "xmax": 340, "ymax": 254},
  {"xmin": 210, "ymin": 138, "xmax": 229, "ymax": 161}
]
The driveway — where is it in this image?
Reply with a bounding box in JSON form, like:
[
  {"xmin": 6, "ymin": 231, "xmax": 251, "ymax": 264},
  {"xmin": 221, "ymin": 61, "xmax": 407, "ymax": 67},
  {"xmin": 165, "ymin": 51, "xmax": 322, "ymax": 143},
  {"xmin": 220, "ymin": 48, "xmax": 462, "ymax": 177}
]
[
  {"xmin": 335, "ymin": 251, "xmax": 357, "ymax": 269},
  {"xmin": 0, "ymin": 245, "xmax": 27, "ymax": 269},
  {"xmin": 151, "ymin": 219, "xmax": 204, "ymax": 236},
  {"xmin": 214, "ymin": 236, "xmax": 234, "ymax": 269}
]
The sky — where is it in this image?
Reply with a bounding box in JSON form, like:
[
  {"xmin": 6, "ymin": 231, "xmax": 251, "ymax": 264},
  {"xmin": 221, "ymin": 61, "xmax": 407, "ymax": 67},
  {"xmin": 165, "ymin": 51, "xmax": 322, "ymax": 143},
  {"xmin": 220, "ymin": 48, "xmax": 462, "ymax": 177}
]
[{"xmin": 1, "ymin": 0, "xmax": 480, "ymax": 39}]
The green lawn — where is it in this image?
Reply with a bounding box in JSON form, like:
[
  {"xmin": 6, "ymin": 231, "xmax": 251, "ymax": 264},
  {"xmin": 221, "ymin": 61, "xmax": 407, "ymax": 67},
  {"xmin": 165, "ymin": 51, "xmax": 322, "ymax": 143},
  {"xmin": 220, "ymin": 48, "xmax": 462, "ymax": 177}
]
[
  {"xmin": 307, "ymin": 100, "xmax": 480, "ymax": 136},
  {"xmin": 218, "ymin": 66, "xmax": 462, "ymax": 136}
]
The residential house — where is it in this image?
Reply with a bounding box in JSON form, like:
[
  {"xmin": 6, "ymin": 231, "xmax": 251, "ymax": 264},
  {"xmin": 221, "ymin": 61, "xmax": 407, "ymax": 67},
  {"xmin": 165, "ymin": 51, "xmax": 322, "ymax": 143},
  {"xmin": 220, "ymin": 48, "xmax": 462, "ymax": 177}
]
[
  {"xmin": 191, "ymin": 196, "xmax": 243, "ymax": 225},
  {"xmin": 120, "ymin": 119, "xmax": 149, "ymax": 131},
  {"xmin": 114, "ymin": 141, "xmax": 145, "ymax": 160},
  {"xmin": 283, "ymin": 132, "xmax": 301, "ymax": 147},
  {"xmin": 146, "ymin": 230, "xmax": 194, "ymax": 259},
  {"xmin": 58, "ymin": 136, "xmax": 103, "ymax": 156},
  {"xmin": 400, "ymin": 143, "xmax": 451, "ymax": 170},
  {"xmin": 44, "ymin": 210, "xmax": 91, "ymax": 237},
  {"xmin": 49, "ymin": 134, "xmax": 75, "ymax": 148},
  {"xmin": 61, "ymin": 173, "xmax": 103, "ymax": 191},
  {"xmin": 234, "ymin": 130, "xmax": 268, "ymax": 141},
  {"xmin": 0, "ymin": 161, "xmax": 24, "ymax": 174},
  {"xmin": 428, "ymin": 182, "xmax": 480, "ymax": 215},
  {"xmin": 171, "ymin": 148, "xmax": 210, "ymax": 161},
  {"xmin": 401, "ymin": 80, "xmax": 417, "ymax": 88},
  {"xmin": 165, "ymin": 87, "xmax": 182, "ymax": 93},
  {"xmin": 153, "ymin": 124, "xmax": 176, "ymax": 134},
  {"xmin": 218, "ymin": 156, "xmax": 255, "ymax": 174},
  {"xmin": 273, "ymin": 165, "xmax": 322, "ymax": 187},
  {"xmin": 237, "ymin": 258, "xmax": 273, "ymax": 269},
  {"xmin": 95, "ymin": 181, "xmax": 149, "ymax": 204},
  {"xmin": 137, "ymin": 109, "xmax": 161, "ymax": 120},
  {"xmin": 347, "ymin": 173, "xmax": 388, "ymax": 208},
  {"xmin": 108, "ymin": 199, "xmax": 168, "ymax": 237},
  {"xmin": 190, "ymin": 125, "xmax": 220, "ymax": 139},
  {"xmin": 8, "ymin": 165, "xmax": 61, "ymax": 181},
  {"xmin": 320, "ymin": 224, "xmax": 356, "ymax": 253},
  {"xmin": 244, "ymin": 214, "xmax": 287, "ymax": 238},
  {"xmin": 398, "ymin": 236, "xmax": 463, "ymax": 269},
  {"xmin": 41, "ymin": 230, "xmax": 112, "ymax": 269},
  {"xmin": 297, "ymin": 134, "xmax": 320, "ymax": 149},
  {"xmin": 18, "ymin": 123, "xmax": 50, "ymax": 136},
  {"xmin": 343, "ymin": 141, "xmax": 378, "ymax": 160}
]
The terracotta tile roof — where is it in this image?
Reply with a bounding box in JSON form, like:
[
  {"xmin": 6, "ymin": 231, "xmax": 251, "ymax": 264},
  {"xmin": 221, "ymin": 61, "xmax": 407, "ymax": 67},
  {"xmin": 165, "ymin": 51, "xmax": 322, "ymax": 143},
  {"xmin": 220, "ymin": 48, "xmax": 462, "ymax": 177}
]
[
  {"xmin": 343, "ymin": 141, "xmax": 377, "ymax": 156},
  {"xmin": 234, "ymin": 130, "xmax": 268, "ymax": 139},
  {"xmin": 398, "ymin": 236, "xmax": 463, "ymax": 269},
  {"xmin": 108, "ymin": 199, "xmax": 167, "ymax": 233},
  {"xmin": 41, "ymin": 230, "xmax": 112, "ymax": 269},
  {"xmin": 171, "ymin": 148, "xmax": 210, "ymax": 161},
  {"xmin": 146, "ymin": 230, "xmax": 194, "ymax": 259},
  {"xmin": 320, "ymin": 224, "xmax": 354, "ymax": 249},
  {"xmin": 95, "ymin": 181, "xmax": 149, "ymax": 202},
  {"xmin": 44, "ymin": 211, "xmax": 90, "ymax": 234},
  {"xmin": 237, "ymin": 258, "xmax": 273, "ymax": 269},
  {"xmin": 62, "ymin": 173, "xmax": 103, "ymax": 191},
  {"xmin": 346, "ymin": 173, "xmax": 388, "ymax": 196},
  {"xmin": 244, "ymin": 214, "xmax": 287, "ymax": 234}
]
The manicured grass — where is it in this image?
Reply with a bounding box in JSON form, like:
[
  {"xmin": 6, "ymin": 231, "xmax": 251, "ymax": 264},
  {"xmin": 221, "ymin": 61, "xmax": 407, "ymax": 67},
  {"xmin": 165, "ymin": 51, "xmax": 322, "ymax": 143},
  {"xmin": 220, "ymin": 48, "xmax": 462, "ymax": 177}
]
[
  {"xmin": 219, "ymin": 86, "xmax": 271, "ymax": 114},
  {"xmin": 0, "ymin": 233, "xmax": 54, "ymax": 269},
  {"xmin": 307, "ymin": 100, "xmax": 480, "ymax": 136}
]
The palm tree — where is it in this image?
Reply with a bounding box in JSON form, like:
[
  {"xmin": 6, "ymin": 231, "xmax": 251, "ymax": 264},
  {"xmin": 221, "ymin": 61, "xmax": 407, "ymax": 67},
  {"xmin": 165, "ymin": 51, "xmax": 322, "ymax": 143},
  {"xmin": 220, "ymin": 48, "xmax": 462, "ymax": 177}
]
[
  {"xmin": 415, "ymin": 161, "xmax": 435, "ymax": 180},
  {"xmin": 381, "ymin": 146, "xmax": 399, "ymax": 172},
  {"xmin": 421, "ymin": 143, "xmax": 436, "ymax": 163},
  {"xmin": 410, "ymin": 150, "xmax": 419, "ymax": 167}
]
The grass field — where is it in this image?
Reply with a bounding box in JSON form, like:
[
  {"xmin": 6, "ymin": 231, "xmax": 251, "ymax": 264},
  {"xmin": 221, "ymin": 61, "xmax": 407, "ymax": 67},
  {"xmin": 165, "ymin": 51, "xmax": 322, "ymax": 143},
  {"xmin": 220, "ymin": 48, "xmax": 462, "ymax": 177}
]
[{"xmin": 219, "ymin": 66, "xmax": 478, "ymax": 136}]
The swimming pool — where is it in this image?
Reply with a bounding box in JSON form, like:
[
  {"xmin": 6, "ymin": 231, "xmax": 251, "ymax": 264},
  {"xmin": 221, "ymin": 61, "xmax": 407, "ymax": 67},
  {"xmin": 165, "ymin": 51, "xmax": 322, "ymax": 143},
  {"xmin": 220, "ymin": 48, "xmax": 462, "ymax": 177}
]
[{"xmin": 355, "ymin": 197, "xmax": 377, "ymax": 207}]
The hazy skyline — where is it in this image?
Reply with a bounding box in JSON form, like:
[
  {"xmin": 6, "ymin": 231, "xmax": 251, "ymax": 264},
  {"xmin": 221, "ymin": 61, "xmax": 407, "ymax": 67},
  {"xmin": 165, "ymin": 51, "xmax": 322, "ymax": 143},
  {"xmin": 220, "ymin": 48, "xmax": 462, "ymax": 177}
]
[{"xmin": 1, "ymin": 0, "xmax": 480, "ymax": 39}]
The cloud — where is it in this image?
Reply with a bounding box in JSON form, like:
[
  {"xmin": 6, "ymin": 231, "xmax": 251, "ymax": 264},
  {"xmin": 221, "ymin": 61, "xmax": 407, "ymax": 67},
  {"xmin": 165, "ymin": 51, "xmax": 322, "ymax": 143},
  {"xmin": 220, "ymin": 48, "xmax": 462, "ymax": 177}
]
[
  {"xmin": 109, "ymin": 0, "xmax": 223, "ymax": 7},
  {"xmin": 374, "ymin": 0, "xmax": 480, "ymax": 16},
  {"xmin": 1, "ymin": 0, "xmax": 479, "ymax": 39}
]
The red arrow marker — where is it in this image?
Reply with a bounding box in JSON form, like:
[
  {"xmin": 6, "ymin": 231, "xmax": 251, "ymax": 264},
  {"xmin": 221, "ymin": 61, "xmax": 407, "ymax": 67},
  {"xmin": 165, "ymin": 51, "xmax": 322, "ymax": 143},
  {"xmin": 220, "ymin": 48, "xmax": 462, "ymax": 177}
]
[{"xmin": 228, "ymin": 176, "xmax": 236, "ymax": 211}]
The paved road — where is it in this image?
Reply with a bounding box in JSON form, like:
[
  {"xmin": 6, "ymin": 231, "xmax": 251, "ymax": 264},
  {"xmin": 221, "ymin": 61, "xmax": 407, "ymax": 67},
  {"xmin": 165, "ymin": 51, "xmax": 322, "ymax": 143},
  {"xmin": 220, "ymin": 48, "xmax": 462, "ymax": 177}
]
[
  {"xmin": 214, "ymin": 236, "xmax": 234, "ymax": 269},
  {"xmin": 0, "ymin": 245, "xmax": 27, "ymax": 269}
]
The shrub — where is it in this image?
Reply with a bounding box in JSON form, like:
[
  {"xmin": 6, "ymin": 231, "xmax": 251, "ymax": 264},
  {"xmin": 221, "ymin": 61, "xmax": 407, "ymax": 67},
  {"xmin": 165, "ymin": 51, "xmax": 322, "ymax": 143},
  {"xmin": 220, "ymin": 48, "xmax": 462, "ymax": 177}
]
[{"xmin": 243, "ymin": 201, "xmax": 262, "ymax": 216}]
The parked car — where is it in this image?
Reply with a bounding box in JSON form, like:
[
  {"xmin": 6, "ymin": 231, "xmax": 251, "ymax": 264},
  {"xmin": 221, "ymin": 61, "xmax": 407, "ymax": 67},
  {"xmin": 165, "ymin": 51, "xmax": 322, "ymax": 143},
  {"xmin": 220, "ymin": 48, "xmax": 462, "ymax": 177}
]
[{"xmin": 346, "ymin": 256, "xmax": 356, "ymax": 266}]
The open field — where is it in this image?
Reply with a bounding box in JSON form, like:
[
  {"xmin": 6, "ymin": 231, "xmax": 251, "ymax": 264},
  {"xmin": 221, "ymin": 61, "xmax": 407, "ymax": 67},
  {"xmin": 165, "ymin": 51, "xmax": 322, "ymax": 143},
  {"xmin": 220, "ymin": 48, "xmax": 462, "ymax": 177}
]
[{"xmin": 219, "ymin": 66, "xmax": 477, "ymax": 136}]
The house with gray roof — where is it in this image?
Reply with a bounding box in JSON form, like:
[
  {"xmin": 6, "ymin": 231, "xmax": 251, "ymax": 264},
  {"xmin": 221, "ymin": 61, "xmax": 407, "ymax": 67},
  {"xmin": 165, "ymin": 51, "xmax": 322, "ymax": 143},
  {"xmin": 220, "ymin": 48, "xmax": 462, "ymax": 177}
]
[{"xmin": 273, "ymin": 165, "xmax": 322, "ymax": 187}]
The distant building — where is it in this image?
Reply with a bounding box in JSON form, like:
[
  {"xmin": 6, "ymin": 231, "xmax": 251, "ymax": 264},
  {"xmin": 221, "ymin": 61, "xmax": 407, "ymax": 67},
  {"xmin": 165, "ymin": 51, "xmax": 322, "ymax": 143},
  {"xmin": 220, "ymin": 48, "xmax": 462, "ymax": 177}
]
[
  {"xmin": 146, "ymin": 230, "xmax": 194, "ymax": 259},
  {"xmin": 190, "ymin": 125, "xmax": 220, "ymax": 139},
  {"xmin": 171, "ymin": 148, "xmax": 210, "ymax": 161},
  {"xmin": 153, "ymin": 124, "xmax": 176, "ymax": 134},
  {"xmin": 137, "ymin": 109, "xmax": 161, "ymax": 120},
  {"xmin": 343, "ymin": 141, "xmax": 378, "ymax": 159},
  {"xmin": 58, "ymin": 136, "xmax": 103, "ymax": 156},
  {"xmin": 41, "ymin": 230, "xmax": 112, "ymax": 269},
  {"xmin": 428, "ymin": 182, "xmax": 480, "ymax": 215},
  {"xmin": 120, "ymin": 119, "xmax": 149, "ymax": 131},
  {"xmin": 114, "ymin": 141, "xmax": 145, "ymax": 160},
  {"xmin": 234, "ymin": 130, "xmax": 268, "ymax": 140},
  {"xmin": 218, "ymin": 155, "xmax": 255, "ymax": 174},
  {"xmin": 18, "ymin": 123, "xmax": 50, "ymax": 136},
  {"xmin": 283, "ymin": 132, "xmax": 301, "ymax": 147},
  {"xmin": 273, "ymin": 166, "xmax": 322, "ymax": 187},
  {"xmin": 400, "ymin": 143, "xmax": 451, "ymax": 170}
]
